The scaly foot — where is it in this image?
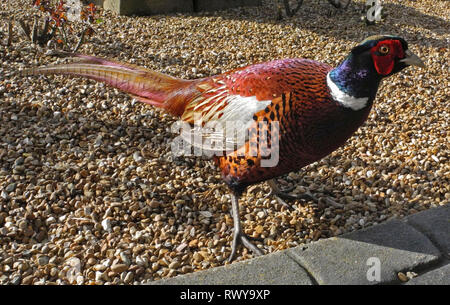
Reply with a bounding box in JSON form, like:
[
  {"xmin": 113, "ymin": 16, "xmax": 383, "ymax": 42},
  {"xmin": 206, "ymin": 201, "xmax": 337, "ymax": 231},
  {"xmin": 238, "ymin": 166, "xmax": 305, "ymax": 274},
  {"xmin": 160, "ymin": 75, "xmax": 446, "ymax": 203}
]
[
  {"xmin": 228, "ymin": 192, "xmax": 264, "ymax": 262},
  {"xmin": 229, "ymin": 230, "xmax": 264, "ymax": 262},
  {"xmin": 266, "ymin": 179, "xmax": 318, "ymax": 209}
]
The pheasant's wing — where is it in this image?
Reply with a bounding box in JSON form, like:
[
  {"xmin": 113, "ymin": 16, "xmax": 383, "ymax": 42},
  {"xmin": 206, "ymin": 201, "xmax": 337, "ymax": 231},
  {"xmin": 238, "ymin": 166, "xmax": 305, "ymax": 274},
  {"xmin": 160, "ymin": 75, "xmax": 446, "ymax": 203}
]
[
  {"xmin": 178, "ymin": 58, "xmax": 331, "ymax": 155},
  {"xmin": 180, "ymin": 78, "xmax": 271, "ymax": 154}
]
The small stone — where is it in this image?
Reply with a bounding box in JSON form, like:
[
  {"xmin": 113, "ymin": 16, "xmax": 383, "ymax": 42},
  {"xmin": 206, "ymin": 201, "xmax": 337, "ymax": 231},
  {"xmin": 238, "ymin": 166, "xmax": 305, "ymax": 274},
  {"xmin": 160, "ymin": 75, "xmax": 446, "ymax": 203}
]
[
  {"xmin": 199, "ymin": 211, "xmax": 213, "ymax": 218},
  {"xmin": 66, "ymin": 257, "xmax": 82, "ymax": 283},
  {"xmin": 11, "ymin": 275, "xmax": 21, "ymax": 285},
  {"xmin": 255, "ymin": 225, "xmax": 264, "ymax": 234},
  {"xmin": 124, "ymin": 271, "xmax": 134, "ymax": 283},
  {"xmin": 19, "ymin": 262, "xmax": 29, "ymax": 271},
  {"xmin": 149, "ymin": 200, "xmax": 160, "ymax": 208},
  {"xmin": 106, "ymin": 249, "xmax": 115, "ymax": 258},
  {"xmin": 406, "ymin": 271, "xmax": 418, "ymax": 279},
  {"xmin": 22, "ymin": 275, "xmax": 34, "ymax": 285},
  {"xmin": 1, "ymin": 191, "xmax": 10, "ymax": 200},
  {"xmin": 95, "ymin": 271, "xmax": 104, "ymax": 281},
  {"xmin": 111, "ymin": 263, "xmax": 128, "ymax": 274},
  {"xmin": 5, "ymin": 183, "xmax": 16, "ymax": 193},
  {"xmin": 168, "ymin": 261, "xmax": 180, "ymax": 269},
  {"xmin": 37, "ymin": 255, "xmax": 49, "ymax": 266},
  {"xmin": 120, "ymin": 252, "xmax": 131, "ymax": 265},
  {"xmin": 135, "ymin": 256, "xmax": 148, "ymax": 267},
  {"xmin": 398, "ymin": 272, "xmax": 409, "ymax": 282},
  {"xmin": 193, "ymin": 252, "xmax": 203, "ymax": 262},
  {"xmin": 46, "ymin": 217, "xmax": 56, "ymax": 225},
  {"xmin": 151, "ymin": 262, "xmax": 160, "ymax": 272},
  {"xmin": 133, "ymin": 151, "xmax": 143, "ymax": 162},
  {"xmin": 257, "ymin": 211, "xmax": 266, "ymax": 219},
  {"xmin": 50, "ymin": 267, "xmax": 58, "ymax": 277},
  {"xmin": 176, "ymin": 243, "xmax": 188, "ymax": 252},
  {"xmin": 93, "ymin": 264, "xmax": 107, "ymax": 271},
  {"xmin": 76, "ymin": 275, "xmax": 84, "ymax": 285},
  {"xmin": 101, "ymin": 218, "xmax": 112, "ymax": 232}
]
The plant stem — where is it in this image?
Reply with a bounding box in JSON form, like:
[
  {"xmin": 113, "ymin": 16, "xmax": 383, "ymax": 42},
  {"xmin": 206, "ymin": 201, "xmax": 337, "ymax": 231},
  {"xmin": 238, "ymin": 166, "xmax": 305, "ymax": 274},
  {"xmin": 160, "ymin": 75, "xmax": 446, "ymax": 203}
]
[
  {"xmin": 72, "ymin": 27, "xmax": 87, "ymax": 52},
  {"xmin": 31, "ymin": 16, "xmax": 38, "ymax": 43},
  {"xmin": 18, "ymin": 20, "xmax": 31, "ymax": 40},
  {"xmin": 7, "ymin": 20, "xmax": 13, "ymax": 46},
  {"xmin": 58, "ymin": 22, "xmax": 69, "ymax": 50},
  {"xmin": 42, "ymin": 18, "xmax": 49, "ymax": 38}
]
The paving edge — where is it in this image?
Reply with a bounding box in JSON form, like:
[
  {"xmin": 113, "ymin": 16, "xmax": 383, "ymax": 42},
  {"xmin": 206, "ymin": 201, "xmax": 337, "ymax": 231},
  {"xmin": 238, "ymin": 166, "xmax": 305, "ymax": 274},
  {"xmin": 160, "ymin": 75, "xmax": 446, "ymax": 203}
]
[{"xmin": 148, "ymin": 204, "xmax": 449, "ymax": 285}]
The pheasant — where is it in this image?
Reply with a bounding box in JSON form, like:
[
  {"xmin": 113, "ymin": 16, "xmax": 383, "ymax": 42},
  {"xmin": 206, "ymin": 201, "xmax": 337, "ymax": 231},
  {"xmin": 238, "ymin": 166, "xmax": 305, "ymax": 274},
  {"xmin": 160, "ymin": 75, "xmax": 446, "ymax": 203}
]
[{"xmin": 19, "ymin": 35, "xmax": 425, "ymax": 261}]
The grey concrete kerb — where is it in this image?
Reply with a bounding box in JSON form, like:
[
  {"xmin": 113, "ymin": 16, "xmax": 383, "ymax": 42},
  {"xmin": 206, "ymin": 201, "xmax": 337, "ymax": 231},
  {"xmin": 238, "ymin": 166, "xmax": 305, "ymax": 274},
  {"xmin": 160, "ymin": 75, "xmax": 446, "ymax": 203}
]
[{"xmin": 150, "ymin": 205, "xmax": 449, "ymax": 285}]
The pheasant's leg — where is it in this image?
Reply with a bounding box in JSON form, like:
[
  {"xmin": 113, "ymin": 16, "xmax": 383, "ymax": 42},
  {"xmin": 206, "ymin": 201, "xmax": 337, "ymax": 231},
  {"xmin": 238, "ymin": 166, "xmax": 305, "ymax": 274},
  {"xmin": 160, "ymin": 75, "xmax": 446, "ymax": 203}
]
[
  {"xmin": 266, "ymin": 179, "xmax": 318, "ymax": 208},
  {"xmin": 229, "ymin": 193, "xmax": 264, "ymax": 262}
]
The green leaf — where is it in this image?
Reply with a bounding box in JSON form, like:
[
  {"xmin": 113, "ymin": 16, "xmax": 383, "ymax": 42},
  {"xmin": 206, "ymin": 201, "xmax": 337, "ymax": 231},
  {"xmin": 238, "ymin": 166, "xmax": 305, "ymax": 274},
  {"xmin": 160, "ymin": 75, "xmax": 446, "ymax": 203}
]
[{"xmin": 95, "ymin": 18, "xmax": 103, "ymax": 24}]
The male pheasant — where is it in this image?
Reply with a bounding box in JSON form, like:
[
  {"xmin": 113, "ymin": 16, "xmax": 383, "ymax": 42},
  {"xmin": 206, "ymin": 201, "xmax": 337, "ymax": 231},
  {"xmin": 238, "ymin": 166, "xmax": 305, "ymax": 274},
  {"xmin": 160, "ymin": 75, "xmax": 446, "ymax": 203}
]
[{"xmin": 19, "ymin": 35, "xmax": 425, "ymax": 261}]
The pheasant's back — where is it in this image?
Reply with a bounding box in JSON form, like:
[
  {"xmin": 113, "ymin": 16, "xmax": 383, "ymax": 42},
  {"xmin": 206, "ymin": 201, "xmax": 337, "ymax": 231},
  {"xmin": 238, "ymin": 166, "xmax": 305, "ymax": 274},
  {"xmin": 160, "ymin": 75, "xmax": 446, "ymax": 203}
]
[{"xmin": 222, "ymin": 58, "xmax": 332, "ymax": 101}]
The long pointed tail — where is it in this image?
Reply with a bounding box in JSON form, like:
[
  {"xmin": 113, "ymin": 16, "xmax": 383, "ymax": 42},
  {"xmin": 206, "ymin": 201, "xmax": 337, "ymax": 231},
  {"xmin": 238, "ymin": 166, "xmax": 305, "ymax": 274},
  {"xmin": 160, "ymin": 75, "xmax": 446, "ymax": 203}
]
[{"xmin": 19, "ymin": 52, "xmax": 194, "ymax": 117}]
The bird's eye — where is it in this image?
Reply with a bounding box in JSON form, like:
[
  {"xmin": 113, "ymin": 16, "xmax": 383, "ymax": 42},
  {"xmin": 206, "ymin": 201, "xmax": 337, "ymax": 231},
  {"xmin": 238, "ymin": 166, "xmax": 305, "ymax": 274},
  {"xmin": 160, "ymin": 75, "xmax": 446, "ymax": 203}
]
[{"xmin": 379, "ymin": 45, "xmax": 390, "ymax": 55}]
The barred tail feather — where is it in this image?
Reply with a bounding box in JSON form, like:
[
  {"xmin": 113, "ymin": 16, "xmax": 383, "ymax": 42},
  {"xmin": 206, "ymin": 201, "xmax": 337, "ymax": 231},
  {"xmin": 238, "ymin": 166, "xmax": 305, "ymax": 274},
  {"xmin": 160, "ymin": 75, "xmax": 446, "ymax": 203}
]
[{"xmin": 20, "ymin": 54, "xmax": 193, "ymax": 116}]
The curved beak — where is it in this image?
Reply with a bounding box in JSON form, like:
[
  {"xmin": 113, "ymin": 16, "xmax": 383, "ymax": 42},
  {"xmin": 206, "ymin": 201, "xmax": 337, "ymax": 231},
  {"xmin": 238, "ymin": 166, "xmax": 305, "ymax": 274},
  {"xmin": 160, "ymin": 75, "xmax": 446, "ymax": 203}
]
[{"xmin": 400, "ymin": 50, "xmax": 426, "ymax": 68}]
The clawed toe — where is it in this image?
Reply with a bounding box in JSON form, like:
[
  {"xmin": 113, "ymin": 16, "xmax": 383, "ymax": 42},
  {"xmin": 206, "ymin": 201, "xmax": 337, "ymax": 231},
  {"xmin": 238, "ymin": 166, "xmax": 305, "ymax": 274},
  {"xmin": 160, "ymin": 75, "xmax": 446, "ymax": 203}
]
[
  {"xmin": 267, "ymin": 179, "xmax": 318, "ymax": 209},
  {"xmin": 229, "ymin": 231, "xmax": 264, "ymax": 262}
]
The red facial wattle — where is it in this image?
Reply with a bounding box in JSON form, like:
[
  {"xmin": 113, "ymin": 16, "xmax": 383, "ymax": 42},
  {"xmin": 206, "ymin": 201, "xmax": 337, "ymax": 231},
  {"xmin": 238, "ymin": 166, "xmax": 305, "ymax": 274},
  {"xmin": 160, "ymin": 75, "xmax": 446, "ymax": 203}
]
[{"xmin": 370, "ymin": 40, "xmax": 405, "ymax": 75}]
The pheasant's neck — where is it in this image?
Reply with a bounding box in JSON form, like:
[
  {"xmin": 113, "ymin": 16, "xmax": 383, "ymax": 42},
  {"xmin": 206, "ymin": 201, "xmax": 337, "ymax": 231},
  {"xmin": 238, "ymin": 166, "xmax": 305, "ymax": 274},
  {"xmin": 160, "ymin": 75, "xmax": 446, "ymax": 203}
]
[{"xmin": 328, "ymin": 55, "xmax": 382, "ymax": 111}]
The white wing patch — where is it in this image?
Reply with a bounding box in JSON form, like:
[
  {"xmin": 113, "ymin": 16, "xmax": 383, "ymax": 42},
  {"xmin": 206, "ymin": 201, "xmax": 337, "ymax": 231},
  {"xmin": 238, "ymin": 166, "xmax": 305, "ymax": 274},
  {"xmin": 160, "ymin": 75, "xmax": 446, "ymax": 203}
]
[
  {"xmin": 326, "ymin": 72, "xmax": 368, "ymax": 111},
  {"xmin": 180, "ymin": 85, "xmax": 273, "ymax": 154},
  {"xmin": 218, "ymin": 94, "xmax": 272, "ymax": 127}
]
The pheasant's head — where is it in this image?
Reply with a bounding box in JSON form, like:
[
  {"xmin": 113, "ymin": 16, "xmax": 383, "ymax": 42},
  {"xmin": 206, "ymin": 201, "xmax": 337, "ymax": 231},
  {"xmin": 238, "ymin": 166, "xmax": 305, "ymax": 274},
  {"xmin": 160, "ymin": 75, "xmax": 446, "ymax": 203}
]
[
  {"xmin": 351, "ymin": 35, "xmax": 425, "ymax": 77},
  {"xmin": 328, "ymin": 35, "xmax": 425, "ymax": 110}
]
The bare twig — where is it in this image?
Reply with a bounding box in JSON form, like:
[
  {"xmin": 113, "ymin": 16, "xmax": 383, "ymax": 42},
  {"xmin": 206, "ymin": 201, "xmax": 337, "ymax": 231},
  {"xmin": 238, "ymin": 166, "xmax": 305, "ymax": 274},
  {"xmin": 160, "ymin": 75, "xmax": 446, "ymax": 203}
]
[
  {"xmin": 31, "ymin": 16, "xmax": 38, "ymax": 43},
  {"xmin": 48, "ymin": 26, "xmax": 57, "ymax": 40},
  {"xmin": 42, "ymin": 18, "xmax": 49, "ymax": 38},
  {"xmin": 18, "ymin": 19, "xmax": 31, "ymax": 40},
  {"xmin": 72, "ymin": 27, "xmax": 87, "ymax": 52},
  {"xmin": 58, "ymin": 23, "xmax": 69, "ymax": 50},
  {"xmin": 7, "ymin": 20, "xmax": 13, "ymax": 46}
]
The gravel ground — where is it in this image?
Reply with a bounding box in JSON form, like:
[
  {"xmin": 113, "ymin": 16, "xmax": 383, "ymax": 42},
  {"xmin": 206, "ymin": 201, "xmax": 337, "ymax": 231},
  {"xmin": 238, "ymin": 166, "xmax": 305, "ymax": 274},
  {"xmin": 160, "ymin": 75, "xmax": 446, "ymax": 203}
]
[{"xmin": 0, "ymin": 0, "xmax": 448, "ymax": 285}]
